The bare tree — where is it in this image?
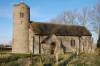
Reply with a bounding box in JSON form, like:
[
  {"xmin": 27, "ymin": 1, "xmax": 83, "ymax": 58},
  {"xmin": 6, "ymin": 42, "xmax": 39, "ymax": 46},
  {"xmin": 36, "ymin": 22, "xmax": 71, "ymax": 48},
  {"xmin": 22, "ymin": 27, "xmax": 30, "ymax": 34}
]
[
  {"xmin": 94, "ymin": 3, "xmax": 100, "ymax": 48},
  {"xmin": 97, "ymin": 35, "xmax": 100, "ymax": 48},
  {"xmin": 77, "ymin": 8, "xmax": 89, "ymax": 27},
  {"xmin": 50, "ymin": 10, "xmax": 77, "ymax": 25},
  {"xmin": 89, "ymin": 6, "xmax": 100, "ymax": 34}
]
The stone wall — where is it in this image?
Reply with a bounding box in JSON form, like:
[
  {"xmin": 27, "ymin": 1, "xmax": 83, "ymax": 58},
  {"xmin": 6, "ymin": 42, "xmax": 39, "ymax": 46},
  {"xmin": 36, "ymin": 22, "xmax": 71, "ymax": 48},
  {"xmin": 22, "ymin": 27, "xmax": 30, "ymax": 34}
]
[
  {"xmin": 57, "ymin": 36, "xmax": 80, "ymax": 54},
  {"xmin": 80, "ymin": 36, "xmax": 93, "ymax": 53},
  {"xmin": 29, "ymin": 26, "xmax": 34, "ymax": 53},
  {"xmin": 12, "ymin": 3, "xmax": 30, "ymax": 53},
  {"xmin": 29, "ymin": 33, "xmax": 92, "ymax": 54}
]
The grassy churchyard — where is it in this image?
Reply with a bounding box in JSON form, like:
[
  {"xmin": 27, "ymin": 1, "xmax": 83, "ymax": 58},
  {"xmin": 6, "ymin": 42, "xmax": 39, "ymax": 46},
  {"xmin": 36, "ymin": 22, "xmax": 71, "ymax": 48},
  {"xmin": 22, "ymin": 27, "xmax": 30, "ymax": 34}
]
[{"xmin": 0, "ymin": 51, "xmax": 100, "ymax": 66}]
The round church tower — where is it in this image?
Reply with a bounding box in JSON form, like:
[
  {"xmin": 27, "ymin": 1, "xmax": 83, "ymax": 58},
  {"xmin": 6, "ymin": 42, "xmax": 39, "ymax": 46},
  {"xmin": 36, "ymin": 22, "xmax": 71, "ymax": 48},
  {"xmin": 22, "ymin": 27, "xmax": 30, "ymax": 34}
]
[{"xmin": 12, "ymin": 2, "xmax": 30, "ymax": 53}]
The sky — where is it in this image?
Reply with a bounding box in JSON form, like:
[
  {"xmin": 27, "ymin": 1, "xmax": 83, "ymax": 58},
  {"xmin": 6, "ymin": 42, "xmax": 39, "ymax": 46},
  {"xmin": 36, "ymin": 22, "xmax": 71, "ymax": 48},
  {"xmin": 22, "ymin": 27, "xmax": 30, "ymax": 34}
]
[{"xmin": 0, "ymin": 0, "xmax": 98, "ymax": 44}]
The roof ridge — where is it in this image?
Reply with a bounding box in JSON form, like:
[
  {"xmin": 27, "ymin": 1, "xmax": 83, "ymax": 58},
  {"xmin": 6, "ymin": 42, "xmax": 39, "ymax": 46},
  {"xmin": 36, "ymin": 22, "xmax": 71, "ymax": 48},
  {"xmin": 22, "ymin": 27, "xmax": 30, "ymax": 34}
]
[{"xmin": 30, "ymin": 21, "xmax": 84, "ymax": 27}]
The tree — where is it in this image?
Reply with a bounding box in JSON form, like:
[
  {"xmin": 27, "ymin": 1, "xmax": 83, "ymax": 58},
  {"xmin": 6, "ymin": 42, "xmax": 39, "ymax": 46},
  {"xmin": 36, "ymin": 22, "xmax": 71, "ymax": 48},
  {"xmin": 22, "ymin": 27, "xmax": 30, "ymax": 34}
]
[
  {"xmin": 88, "ymin": 5, "xmax": 100, "ymax": 34},
  {"xmin": 50, "ymin": 10, "xmax": 77, "ymax": 25},
  {"xmin": 50, "ymin": 3, "xmax": 100, "ymax": 47},
  {"xmin": 88, "ymin": 2, "xmax": 100, "ymax": 47},
  {"xmin": 78, "ymin": 8, "xmax": 89, "ymax": 26},
  {"xmin": 96, "ymin": 3, "xmax": 100, "ymax": 48},
  {"xmin": 97, "ymin": 35, "xmax": 100, "ymax": 48}
]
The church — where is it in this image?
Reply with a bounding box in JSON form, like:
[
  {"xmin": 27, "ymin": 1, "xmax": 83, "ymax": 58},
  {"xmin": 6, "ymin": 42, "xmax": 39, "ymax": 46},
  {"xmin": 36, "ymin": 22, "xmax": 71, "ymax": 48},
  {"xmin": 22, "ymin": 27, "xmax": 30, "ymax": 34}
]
[{"xmin": 12, "ymin": 2, "xmax": 93, "ymax": 54}]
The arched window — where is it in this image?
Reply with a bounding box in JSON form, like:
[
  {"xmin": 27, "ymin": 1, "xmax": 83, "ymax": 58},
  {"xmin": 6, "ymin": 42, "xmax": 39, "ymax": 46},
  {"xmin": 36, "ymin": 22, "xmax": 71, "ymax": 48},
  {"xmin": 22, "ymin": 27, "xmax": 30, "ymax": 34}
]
[{"xmin": 71, "ymin": 39, "xmax": 75, "ymax": 47}]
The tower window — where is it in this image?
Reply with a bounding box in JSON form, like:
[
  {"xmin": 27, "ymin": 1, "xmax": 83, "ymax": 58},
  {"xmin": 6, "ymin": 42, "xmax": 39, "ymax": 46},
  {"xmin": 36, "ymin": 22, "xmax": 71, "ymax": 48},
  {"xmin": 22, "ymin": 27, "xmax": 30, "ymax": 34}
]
[{"xmin": 20, "ymin": 12, "xmax": 24, "ymax": 18}]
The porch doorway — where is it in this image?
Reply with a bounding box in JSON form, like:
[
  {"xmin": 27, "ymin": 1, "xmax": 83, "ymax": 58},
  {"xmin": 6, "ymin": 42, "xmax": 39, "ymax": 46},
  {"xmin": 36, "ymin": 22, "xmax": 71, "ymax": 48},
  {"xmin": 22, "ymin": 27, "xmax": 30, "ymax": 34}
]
[{"xmin": 50, "ymin": 42, "xmax": 56, "ymax": 54}]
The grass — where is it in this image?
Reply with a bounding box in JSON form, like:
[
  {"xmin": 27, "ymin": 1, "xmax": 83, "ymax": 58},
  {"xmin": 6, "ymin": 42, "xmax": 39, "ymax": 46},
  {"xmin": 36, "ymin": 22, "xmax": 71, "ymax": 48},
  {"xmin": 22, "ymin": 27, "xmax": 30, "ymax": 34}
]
[
  {"xmin": 0, "ymin": 52, "xmax": 100, "ymax": 66},
  {"xmin": 68, "ymin": 52, "xmax": 100, "ymax": 66},
  {"xmin": 0, "ymin": 53, "xmax": 33, "ymax": 66}
]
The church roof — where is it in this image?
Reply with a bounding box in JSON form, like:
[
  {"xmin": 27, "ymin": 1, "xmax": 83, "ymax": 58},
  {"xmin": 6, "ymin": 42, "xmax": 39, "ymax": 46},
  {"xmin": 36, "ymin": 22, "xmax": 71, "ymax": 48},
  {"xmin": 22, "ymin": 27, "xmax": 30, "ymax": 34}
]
[{"xmin": 30, "ymin": 21, "xmax": 92, "ymax": 36}]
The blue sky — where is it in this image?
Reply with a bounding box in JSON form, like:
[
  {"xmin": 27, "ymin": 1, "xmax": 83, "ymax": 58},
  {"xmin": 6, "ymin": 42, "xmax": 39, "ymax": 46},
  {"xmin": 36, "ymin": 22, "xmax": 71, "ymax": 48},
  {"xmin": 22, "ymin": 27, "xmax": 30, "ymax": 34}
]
[{"xmin": 0, "ymin": 0, "xmax": 98, "ymax": 44}]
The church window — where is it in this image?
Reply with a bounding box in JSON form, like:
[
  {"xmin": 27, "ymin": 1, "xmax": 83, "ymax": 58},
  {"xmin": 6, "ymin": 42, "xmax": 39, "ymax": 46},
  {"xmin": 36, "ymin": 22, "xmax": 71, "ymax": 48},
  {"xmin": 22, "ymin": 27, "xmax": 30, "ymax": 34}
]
[
  {"xmin": 71, "ymin": 40, "xmax": 75, "ymax": 47},
  {"xmin": 20, "ymin": 12, "xmax": 24, "ymax": 18}
]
